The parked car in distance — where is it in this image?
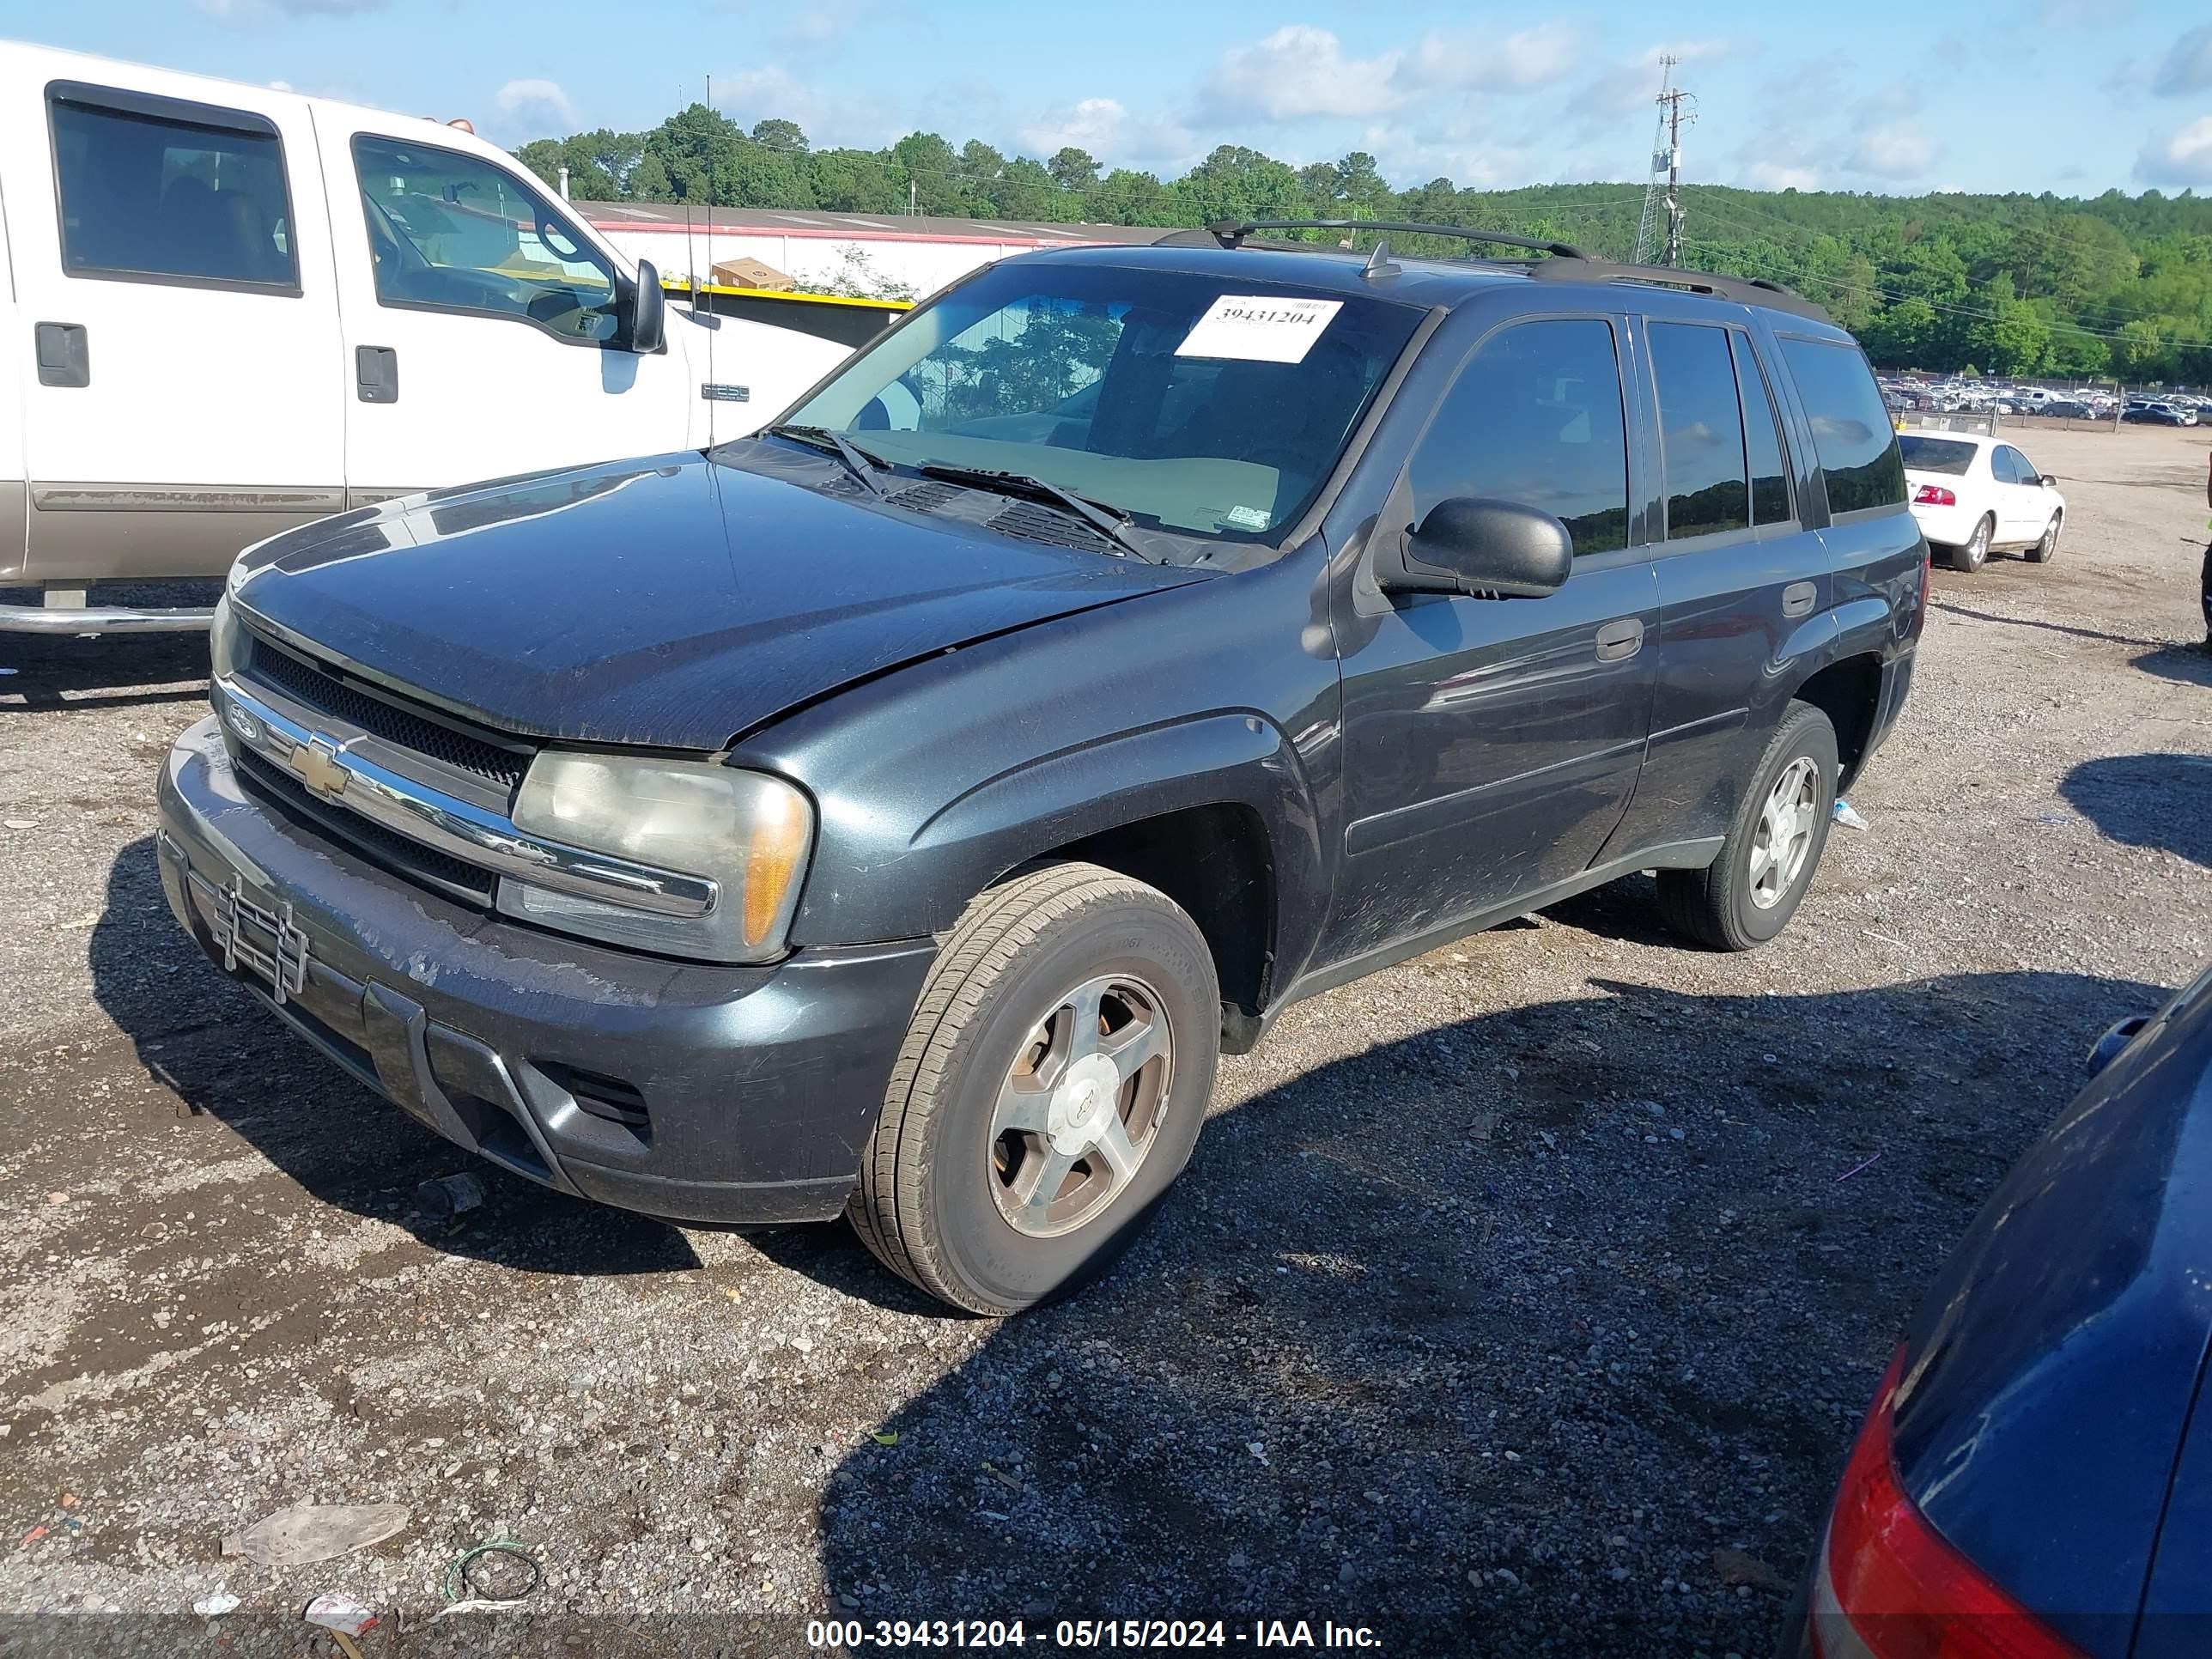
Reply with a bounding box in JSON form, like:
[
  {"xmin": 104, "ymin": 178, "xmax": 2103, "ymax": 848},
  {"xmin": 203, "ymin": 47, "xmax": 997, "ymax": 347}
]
[
  {"xmin": 1788, "ymin": 963, "xmax": 2212, "ymax": 1659},
  {"xmin": 1899, "ymin": 432, "xmax": 2065, "ymax": 572},
  {"xmin": 155, "ymin": 224, "xmax": 1925, "ymax": 1313},
  {"xmin": 0, "ymin": 40, "xmax": 848, "ymax": 635},
  {"xmin": 2124, "ymin": 401, "xmax": 2195, "ymax": 427}
]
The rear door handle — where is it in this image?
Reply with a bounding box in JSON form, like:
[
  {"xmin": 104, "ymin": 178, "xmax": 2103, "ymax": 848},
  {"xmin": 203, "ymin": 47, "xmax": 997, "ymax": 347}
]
[
  {"xmin": 35, "ymin": 322, "xmax": 88, "ymax": 388},
  {"xmin": 356, "ymin": 344, "xmax": 398, "ymax": 404},
  {"xmin": 1781, "ymin": 580, "xmax": 1817, "ymax": 618},
  {"xmin": 1595, "ymin": 617, "xmax": 1644, "ymax": 662}
]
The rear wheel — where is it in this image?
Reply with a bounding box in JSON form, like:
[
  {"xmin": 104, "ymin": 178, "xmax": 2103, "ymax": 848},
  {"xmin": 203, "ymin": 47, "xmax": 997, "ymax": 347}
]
[
  {"xmin": 1948, "ymin": 515, "xmax": 1993, "ymax": 573},
  {"xmin": 2025, "ymin": 512, "xmax": 2060, "ymax": 564},
  {"xmin": 848, "ymin": 861, "xmax": 1220, "ymax": 1316},
  {"xmin": 1656, "ymin": 702, "xmax": 1839, "ymax": 951}
]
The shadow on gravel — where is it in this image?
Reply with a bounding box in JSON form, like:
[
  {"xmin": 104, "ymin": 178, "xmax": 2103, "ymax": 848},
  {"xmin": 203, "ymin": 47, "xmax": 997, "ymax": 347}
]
[
  {"xmin": 2061, "ymin": 754, "xmax": 2212, "ymax": 869},
  {"xmin": 817, "ymin": 969, "xmax": 2164, "ymax": 1655},
  {"xmin": 2133, "ymin": 644, "xmax": 2212, "ymax": 690},
  {"xmin": 1930, "ymin": 599, "xmax": 2173, "ymax": 650},
  {"xmin": 87, "ymin": 836, "xmax": 702, "ymax": 1277}
]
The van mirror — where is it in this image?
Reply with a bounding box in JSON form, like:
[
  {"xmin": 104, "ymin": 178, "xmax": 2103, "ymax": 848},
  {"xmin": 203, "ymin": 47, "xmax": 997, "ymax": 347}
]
[
  {"xmin": 625, "ymin": 260, "xmax": 665, "ymax": 355},
  {"xmin": 1376, "ymin": 498, "xmax": 1573, "ymax": 599}
]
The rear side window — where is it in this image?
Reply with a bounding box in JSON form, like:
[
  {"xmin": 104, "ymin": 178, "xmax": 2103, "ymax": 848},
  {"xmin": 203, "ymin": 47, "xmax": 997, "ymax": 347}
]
[
  {"xmin": 1649, "ymin": 322, "xmax": 1749, "ymax": 538},
  {"xmin": 1409, "ymin": 318, "xmax": 1630, "ymax": 556},
  {"xmin": 1733, "ymin": 336, "xmax": 1794, "ymax": 527},
  {"xmin": 1898, "ymin": 435, "xmax": 1976, "ymax": 476},
  {"xmin": 1990, "ymin": 447, "xmax": 2022, "ymax": 485},
  {"xmin": 48, "ymin": 84, "xmax": 297, "ymax": 290},
  {"xmin": 1779, "ymin": 338, "xmax": 1908, "ymax": 515}
]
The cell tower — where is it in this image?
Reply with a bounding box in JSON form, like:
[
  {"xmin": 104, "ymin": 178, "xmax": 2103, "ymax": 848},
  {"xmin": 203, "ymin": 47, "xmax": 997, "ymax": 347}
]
[{"xmin": 1632, "ymin": 58, "xmax": 1696, "ymax": 267}]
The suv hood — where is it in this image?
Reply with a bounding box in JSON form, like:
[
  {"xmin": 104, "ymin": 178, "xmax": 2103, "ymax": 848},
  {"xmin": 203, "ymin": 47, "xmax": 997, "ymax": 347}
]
[{"xmin": 231, "ymin": 452, "xmax": 1203, "ymax": 750}]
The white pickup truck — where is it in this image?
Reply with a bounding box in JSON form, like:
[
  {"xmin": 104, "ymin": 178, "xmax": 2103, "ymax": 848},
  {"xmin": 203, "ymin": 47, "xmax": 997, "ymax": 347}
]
[{"xmin": 0, "ymin": 41, "xmax": 849, "ymax": 634}]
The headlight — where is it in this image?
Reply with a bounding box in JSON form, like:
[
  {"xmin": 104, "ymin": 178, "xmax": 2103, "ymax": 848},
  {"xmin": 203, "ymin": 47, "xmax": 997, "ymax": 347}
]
[
  {"xmin": 496, "ymin": 753, "xmax": 813, "ymax": 963},
  {"xmin": 209, "ymin": 591, "xmax": 244, "ymax": 682}
]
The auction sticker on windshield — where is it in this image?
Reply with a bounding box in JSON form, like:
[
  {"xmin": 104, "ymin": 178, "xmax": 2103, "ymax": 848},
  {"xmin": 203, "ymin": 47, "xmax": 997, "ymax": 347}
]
[{"xmin": 1176, "ymin": 295, "xmax": 1344, "ymax": 364}]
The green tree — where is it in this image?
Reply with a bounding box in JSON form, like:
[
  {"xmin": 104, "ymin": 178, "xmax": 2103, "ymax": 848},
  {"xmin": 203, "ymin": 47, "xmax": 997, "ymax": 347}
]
[
  {"xmin": 890, "ymin": 132, "xmax": 962, "ymax": 214},
  {"xmin": 1086, "ymin": 168, "xmax": 1174, "ymax": 226},
  {"xmin": 1047, "ymin": 147, "xmax": 1100, "ymax": 193},
  {"xmin": 750, "ymin": 118, "xmax": 808, "ymax": 154}
]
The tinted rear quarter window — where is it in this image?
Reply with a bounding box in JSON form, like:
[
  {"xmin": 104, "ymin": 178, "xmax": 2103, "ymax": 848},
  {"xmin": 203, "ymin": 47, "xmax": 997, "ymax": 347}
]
[
  {"xmin": 1779, "ymin": 337, "xmax": 1906, "ymax": 515},
  {"xmin": 50, "ymin": 88, "xmax": 297, "ymax": 289},
  {"xmin": 1409, "ymin": 318, "xmax": 1630, "ymax": 556}
]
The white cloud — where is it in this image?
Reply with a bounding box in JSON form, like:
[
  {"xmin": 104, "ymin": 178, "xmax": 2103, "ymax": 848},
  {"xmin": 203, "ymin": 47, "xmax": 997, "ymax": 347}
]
[
  {"xmin": 1394, "ymin": 23, "xmax": 1584, "ymax": 94},
  {"xmin": 1019, "ymin": 98, "xmax": 1194, "ymax": 167},
  {"xmin": 1740, "ymin": 161, "xmax": 1824, "ymax": 191},
  {"xmin": 2137, "ymin": 114, "xmax": 2212, "ymax": 185},
  {"xmin": 2152, "ymin": 25, "xmax": 2212, "ymax": 96},
  {"xmin": 492, "ymin": 78, "xmax": 574, "ymax": 128},
  {"xmin": 1205, "ymin": 26, "xmax": 1407, "ymax": 121},
  {"xmin": 1848, "ymin": 119, "xmax": 1938, "ymax": 179}
]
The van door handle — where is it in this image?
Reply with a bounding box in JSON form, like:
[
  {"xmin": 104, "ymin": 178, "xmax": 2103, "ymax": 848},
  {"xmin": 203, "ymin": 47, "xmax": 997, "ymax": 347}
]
[
  {"xmin": 356, "ymin": 345, "xmax": 398, "ymax": 404},
  {"xmin": 1595, "ymin": 617, "xmax": 1644, "ymax": 662},
  {"xmin": 34, "ymin": 322, "xmax": 88, "ymax": 388},
  {"xmin": 1781, "ymin": 580, "xmax": 1817, "ymax": 618}
]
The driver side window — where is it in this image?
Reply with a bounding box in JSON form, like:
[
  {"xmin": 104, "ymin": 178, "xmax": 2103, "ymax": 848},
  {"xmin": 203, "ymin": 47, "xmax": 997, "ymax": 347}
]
[{"xmin": 351, "ymin": 135, "xmax": 618, "ymax": 344}]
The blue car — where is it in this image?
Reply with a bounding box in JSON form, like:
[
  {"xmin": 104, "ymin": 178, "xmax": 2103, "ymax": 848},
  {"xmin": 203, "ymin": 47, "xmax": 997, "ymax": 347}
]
[{"xmin": 1790, "ymin": 968, "xmax": 2212, "ymax": 1659}]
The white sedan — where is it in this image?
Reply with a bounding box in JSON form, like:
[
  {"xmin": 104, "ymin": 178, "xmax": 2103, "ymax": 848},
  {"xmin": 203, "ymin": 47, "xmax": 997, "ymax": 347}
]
[{"xmin": 1899, "ymin": 431, "xmax": 2066, "ymax": 573}]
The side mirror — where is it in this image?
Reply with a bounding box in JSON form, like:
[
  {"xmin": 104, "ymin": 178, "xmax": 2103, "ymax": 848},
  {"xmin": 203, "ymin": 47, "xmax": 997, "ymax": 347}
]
[
  {"xmin": 625, "ymin": 259, "xmax": 665, "ymax": 355},
  {"xmin": 1375, "ymin": 497, "xmax": 1574, "ymax": 599},
  {"xmin": 2041, "ymin": 473, "xmax": 2058, "ymax": 487}
]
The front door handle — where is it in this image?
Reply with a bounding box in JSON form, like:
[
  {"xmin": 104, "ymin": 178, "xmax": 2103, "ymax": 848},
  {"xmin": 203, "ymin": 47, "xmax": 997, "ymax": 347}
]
[
  {"xmin": 35, "ymin": 322, "xmax": 88, "ymax": 388},
  {"xmin": 1595, "ymin": 617, "xmax": 1644, "ymax": 662},
  {"xmin": 1781, "ymin": 580, "xmax": 1817, "ymax": 618},
  {"xmin": 356, "ymin": 344, "xmax": 398, "ymax": 404}
]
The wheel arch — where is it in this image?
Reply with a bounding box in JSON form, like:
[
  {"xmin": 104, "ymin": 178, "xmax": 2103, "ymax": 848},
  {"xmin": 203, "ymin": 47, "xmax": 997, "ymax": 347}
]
[{"xmin": 1790, "ymin": 651, "xmax": 1886, "ymax": 790}]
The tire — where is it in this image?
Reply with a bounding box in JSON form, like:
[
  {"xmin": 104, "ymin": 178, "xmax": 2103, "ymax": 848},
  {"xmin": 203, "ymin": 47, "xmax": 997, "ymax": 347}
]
[
  {"xmin": 1656, "ymin": 702, "xmax": 1839, "ymax": 951},
  {"xmin": 1948, "ymin": 515, "xmax": 1992, "ymax": 573},
  {"xmin": 848, "ymin": 861, "xmax": 1220, "ymax": 1316},
  {"xmin": 2025, "ymin": 512, "xmax": 2060, "ymax": 564}
]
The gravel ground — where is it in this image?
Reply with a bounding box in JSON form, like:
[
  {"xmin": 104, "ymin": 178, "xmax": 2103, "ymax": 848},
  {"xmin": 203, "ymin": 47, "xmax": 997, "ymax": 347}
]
[{"xmin": 3, "ymin": 423, "xmax": 2210, "ymax": 1656}]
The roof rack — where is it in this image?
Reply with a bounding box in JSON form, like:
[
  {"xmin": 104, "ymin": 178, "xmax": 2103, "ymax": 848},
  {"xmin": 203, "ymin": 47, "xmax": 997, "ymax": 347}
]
[
  {"xmin": 1198, "ymin": 218, "xmax": 1590, "ymax": 260},
  {"xmin": 1527, "ymin": 257, "xmax": 1832, "ymax": 324},
  {"xmin": 1164, "ymin": 218, "xmax": 1832, "ymax": 325}
]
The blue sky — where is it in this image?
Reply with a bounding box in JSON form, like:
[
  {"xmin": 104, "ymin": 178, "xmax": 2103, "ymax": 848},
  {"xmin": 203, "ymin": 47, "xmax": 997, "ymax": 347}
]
[{"xmin": 5, "ymin": 2, "xmax": 2211, "ymax": 197}]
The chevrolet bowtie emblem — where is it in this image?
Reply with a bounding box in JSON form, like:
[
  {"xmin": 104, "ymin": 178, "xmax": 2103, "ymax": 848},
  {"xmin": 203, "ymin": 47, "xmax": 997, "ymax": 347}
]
[{"xmin": 288, "ymin": 733, "xmax": 349, "ymax": 799}]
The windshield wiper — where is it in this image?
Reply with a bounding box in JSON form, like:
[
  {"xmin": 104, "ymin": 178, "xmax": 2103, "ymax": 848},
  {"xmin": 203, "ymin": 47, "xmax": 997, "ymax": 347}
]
[
  {"xmin": 913, "ymin": 463, "xmax": 1152, "ymax": 562},
  {"xmin": 763, "ymin": 422, "xmax": 893, "ymax": 499}
]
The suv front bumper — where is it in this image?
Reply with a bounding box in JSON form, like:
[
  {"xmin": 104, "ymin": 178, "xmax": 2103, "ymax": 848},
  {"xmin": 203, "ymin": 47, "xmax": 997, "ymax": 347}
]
[{"xmin": 155, "ymin": 715, "xmax": 935, "ymax": 1225}]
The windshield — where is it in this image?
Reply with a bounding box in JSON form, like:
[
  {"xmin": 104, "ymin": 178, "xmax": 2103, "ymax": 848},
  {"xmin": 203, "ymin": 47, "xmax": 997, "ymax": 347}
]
[
  {"xmin": 781, "ymin": 262, "xmax": 1425, "ymax": 543},
  {"xmin": 1899, "ymin": 436, "xmax": 1978, "ymax": 476}
]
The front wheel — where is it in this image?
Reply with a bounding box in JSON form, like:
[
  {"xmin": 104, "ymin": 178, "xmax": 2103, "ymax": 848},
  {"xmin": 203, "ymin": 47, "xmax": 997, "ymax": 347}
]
[
  {"xmin": 1656, "ymin": 702, "xmax": 1839, "ymax": 951},
  {"xmin": 848, "ymin": 861, "xmax": 1220, "ymax": 1316},
  {"xmin": 1948, "ymin": 515, "xmax": 1993, "ymax": 573},
  {"xmin": 2025, "ymin": 513, "xmax": 2060, "ymax": 564}
]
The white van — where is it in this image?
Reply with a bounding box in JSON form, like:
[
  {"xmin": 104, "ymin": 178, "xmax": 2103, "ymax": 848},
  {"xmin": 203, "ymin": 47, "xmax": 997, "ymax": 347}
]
[{"xmin": 0, "ymin": 42, "xmax": 849, "ymax": 634}]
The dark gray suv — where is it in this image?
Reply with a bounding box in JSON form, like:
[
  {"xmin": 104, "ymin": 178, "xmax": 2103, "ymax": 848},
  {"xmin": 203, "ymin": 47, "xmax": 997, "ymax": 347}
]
[{"xmin": 155, "ymin": 222, "xmax": 1926, "ymax": 1313}]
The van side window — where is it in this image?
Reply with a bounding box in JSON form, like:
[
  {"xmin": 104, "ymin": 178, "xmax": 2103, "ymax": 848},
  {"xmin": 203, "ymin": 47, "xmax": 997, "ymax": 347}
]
[
  {"xmin": 1408, "ymin": 319, "xmax": 1629, "ymax": 556},
  {"xmin": 352, "ymin": 136, "xmax": 619, "ymax": 345},
  {"xmin": 49, "ymin": 85, "xmax": 297, "ymax": 291},
  {"xmin": 1733, "ymin": 335, "xmax": 1795, "ymax": 526},
  {"xmin": 1778, "ymin": 338, "xmax": 1909, "ymax": 515},
  {"xmin": 1648, "ymin": 321, "xmax": 1749, "ymax": 539}
]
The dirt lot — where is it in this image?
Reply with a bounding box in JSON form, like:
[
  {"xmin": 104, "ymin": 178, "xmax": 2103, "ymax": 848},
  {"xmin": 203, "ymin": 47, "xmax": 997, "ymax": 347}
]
[{"xmin": 4, "ymin": 423, "xmax": 2211, "ymax": 1656}]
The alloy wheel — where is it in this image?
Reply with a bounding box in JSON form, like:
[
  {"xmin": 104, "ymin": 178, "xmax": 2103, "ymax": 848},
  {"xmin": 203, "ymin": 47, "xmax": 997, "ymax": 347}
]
[
  {"xmin": 1748, "ymin": 757, "xmax": 1820, "ymax": 910},
  {"xmin": 988, "ymin": 975, "xmax": 1173, "ymax": 1238}
]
